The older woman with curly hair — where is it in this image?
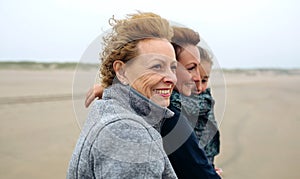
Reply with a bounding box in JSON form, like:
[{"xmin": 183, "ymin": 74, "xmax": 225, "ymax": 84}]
[{"xmin": 67, "ymin": 11, "xmax": 178, "ymax": 179}]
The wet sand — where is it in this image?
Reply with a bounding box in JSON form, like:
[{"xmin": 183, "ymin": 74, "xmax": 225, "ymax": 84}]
[{"xmin": 0, "ymin": 69, "xmax": 299, "ymax": 179}]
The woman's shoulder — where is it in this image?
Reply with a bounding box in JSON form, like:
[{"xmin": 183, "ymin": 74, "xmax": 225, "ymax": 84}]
[
  {"xmin": 104, "ymin": 118, "xmax": 158, "ymax": 140},
  {"xmin": 91, "ymin": 100, "xmax": 159, "ymax": 138}
]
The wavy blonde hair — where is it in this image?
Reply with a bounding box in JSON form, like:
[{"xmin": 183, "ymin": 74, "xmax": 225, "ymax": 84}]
[{"xmin": 100, "ymin": 11, "xmax": 174, "ymax": 88}]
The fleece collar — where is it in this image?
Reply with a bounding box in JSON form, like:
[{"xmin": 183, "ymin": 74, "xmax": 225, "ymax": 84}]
[{"xmin": 103, "ymin": 83, "xmax": 174, "ymax": 127}]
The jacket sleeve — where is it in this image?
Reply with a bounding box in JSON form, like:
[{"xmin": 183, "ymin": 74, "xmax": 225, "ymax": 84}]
[
  {"xmin": 91, "ymin": 119, "xmax": 177, "ymax": 179},
  {"xmin": 161, "ymin": 108, "xmax": 221, "ymax": 179}
]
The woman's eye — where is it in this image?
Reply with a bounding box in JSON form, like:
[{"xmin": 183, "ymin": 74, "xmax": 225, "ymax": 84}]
[
  {"xmin": 202, "ymin": 79, "xmax": 208, "ymax": 83},
  {"xmin": 171, "ymin": 65, "xmax": 177, "ymax": 71},
  {"xmin": 187, "ymin": 65, "xmax": 196, "ymax": 71},
  {"xmin": 151, "ymin": 64, "xmax": 162, "ymax": 70}
]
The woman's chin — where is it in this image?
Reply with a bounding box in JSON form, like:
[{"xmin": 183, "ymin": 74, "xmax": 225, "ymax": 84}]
[
  {"xmin": 192, "ymin": 89, "xmax": 201, "ymax": 95},
  {"xmin": 181, "ymin": 86, "xmax": 192, "ymax": 97},
  {"xmin": 150, "ymin": 95, "xmax": 170, "ymax": 107}
]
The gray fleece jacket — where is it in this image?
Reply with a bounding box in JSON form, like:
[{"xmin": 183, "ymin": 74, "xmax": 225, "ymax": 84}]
[{"xmin": 67, "ymin": 83, "xmax": 177, "ymax": 179}]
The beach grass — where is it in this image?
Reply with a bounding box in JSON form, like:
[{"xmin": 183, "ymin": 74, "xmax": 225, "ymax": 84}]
[{"xmin": 0, "ymin": 61, "xmax": 98, "ymax": 70}]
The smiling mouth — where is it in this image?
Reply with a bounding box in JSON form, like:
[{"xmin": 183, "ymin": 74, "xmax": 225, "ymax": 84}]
[
  {"xmin": 153, "ymin": 88, "xmax": 173, "ymax": 98},
  {"xmin": 154, "ymin": 89, "xmax": 171, "ymax": 94}
]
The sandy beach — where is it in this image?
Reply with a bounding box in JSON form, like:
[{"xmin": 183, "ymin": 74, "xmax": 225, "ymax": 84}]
[{"xmin": 0, "ymin": 68, "xmax": 300, "ymax": 179}]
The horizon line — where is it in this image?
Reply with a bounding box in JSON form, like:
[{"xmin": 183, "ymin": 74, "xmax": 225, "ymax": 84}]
[{"xmin": 0, "ymin": 59, "xmax": 299, "ymax": 70}]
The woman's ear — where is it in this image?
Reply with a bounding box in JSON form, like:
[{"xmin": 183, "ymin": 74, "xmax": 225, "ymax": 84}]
[{"xmin": 113, "ymin": 60, "xmax": 128, "ymax": 85}]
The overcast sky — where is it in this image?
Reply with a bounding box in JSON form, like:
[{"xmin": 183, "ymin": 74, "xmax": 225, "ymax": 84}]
[{"xmin": 0, "ymin": 0, "xmax": 299, "ymax": 68}]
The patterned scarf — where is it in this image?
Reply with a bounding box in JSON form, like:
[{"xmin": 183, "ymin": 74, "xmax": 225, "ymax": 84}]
[{"xmin": 170, "ymin": 88, "xmax": 220, "ymax": 164}]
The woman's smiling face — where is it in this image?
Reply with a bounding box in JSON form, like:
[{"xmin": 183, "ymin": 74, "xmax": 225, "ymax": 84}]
[
  {"xmin": 175, "ymin": 45, "xmax": 201, "ymax": 96},
  {"xmin": 175, "ymin": 62, "xmax": 194, "ymax": 96},
  {"xmin": 123, "ymin": 38, "xmax": 177, "ymax": 107}
]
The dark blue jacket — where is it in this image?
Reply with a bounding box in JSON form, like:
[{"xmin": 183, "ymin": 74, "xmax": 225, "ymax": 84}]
[{"xmin": 161, "ymin": 105, "xmax": 221, "ymax": 179}]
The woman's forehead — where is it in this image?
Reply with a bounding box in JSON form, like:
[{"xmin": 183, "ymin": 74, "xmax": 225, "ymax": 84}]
[{"xmin": 137, "ymin": 38, "xmax": 175, "ymax": 57}]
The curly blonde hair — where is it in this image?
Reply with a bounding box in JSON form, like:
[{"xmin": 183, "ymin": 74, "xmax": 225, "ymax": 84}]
[{"xmin": 100, "ymin": 11, "xmax": 174, "ymax": 88}]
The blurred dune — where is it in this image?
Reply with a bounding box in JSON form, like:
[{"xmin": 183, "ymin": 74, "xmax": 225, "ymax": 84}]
[{"xmin": 0, "ymin": 63, "xmax": 299, "ymax": 179}]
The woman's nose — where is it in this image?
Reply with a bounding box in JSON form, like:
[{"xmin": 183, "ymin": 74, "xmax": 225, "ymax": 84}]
[
  {"xmin": 192, "ymin": 69, "xmax": 201, "ymax": 83},
  {"xmin": 163, "ymin": 70, "xmax": 177, "ymax": 85},
  {"xmin": 192, "ymin": 70, "xmax": 202, "ymax": 92},
  {"xmin": 195, "ymin": 81, "xmax": 203, "ymax": 93}
]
